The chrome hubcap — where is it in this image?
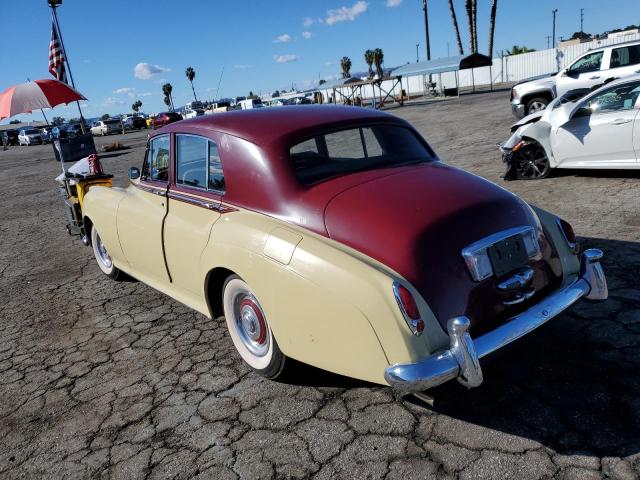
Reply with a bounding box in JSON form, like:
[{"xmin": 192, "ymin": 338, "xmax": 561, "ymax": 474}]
[
  {"xmin": 234, "ymin": 294, "xmax": 269, "ymax": 356},
  {"xmin": 95, "ymin": 233, "xmax": 112, "ymax": 268}
]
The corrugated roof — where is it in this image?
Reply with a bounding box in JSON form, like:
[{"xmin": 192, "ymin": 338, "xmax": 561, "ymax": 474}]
[{"xmin": 391, "ymin": 53, "xmax": 493, "ymax": 77}]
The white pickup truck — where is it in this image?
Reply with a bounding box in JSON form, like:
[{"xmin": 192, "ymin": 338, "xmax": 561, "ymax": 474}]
[{"xmin": 511, "ymin": 40, "xmax": 640, "ymax": 117}]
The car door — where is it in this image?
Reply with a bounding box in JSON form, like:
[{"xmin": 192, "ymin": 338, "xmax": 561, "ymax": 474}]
[
  {"xmin": 556, "ymin": 51, "xmax": 605, "ymax": 97},
  {"xmin": 117, "ymin": 134, "xmax": 171, "ymax": 284},
  {"xmin": 607, "ymin": 44, "xmax": 640, "ymax": 79},
  {"xmin": 163, "ymin": 133, "xmax": 224, "ymax": 298},
  {"xmin": 551, "ymin": 80, "xmax": 640, "ymax": 167}
]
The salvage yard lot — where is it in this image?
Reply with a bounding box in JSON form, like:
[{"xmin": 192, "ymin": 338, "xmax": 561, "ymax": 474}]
[{"xmin": 0, "ymin": 90, "xmax": 639, "ymax": 479}]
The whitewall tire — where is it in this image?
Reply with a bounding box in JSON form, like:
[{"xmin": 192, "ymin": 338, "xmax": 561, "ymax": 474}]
[
  {"xmin": 222, "ymin": 275, "xmax": 286, "ymax": 378},
  {"xmin": 91, "ymin": 226, "xmax": 122, "ymax": 280}
]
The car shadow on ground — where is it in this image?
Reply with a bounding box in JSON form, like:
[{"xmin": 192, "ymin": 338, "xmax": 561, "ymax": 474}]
[
  {"xmin": 410, "ymin": 236, "xmax": 640, "ymax": 458},
  {"xmin": 550, "ymin": 168, "xmax": 640, "ymax": 180}
]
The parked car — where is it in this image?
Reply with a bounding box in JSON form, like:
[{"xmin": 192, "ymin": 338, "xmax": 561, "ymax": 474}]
[
  {"xmin": 511, "ymin": 40, "xmax": 640, "ymax": 117},
  {"xmin": 65, "ymin": 123, "xmax": 87, "ymax": 138},
  {"xmin": 81, "ymin": 106, "xmax": 607, "ymax": 391},
  {"xmin": 500, "ymin": 75, "xmax": 640, "ymax": 180},
  {"xmin": 3, "ymin": 128, "xmax": 19, "ymax": 146},
  {"xmin": 236, "ymin": 98, "xmax": 264, "ymax": 110},
  {"xmin": 90, "ymin": 119, "xmax": 121, "ymax": 136},
  {"xmin": 152, "ymin": 112, "xmax": 183, "ymax": 128},
  {"xmin": 124, "ymin": 116, "xmax": 147, "ymax": 130},
  {"xmin": 18, "ymin": 128, "xmax": 44, "ymax": 145}
]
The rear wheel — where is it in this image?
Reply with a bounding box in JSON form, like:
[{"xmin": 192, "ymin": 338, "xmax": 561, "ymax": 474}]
[
  {"xmin": 222, "ymin": 275, "xmax": 287, "ymax": 379},
  {"xmin": 91, "ymin": 226, "xmax": 123, "ymax": 280},
  {"xmin": 514, "ymin": 141, "xmax": 551, "ymax": 180}
]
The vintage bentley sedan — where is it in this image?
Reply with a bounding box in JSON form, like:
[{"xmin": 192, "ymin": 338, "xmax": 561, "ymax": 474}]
[{"xmin": 82, "ymin": 106, "xmax": 608, "ymax": 392}]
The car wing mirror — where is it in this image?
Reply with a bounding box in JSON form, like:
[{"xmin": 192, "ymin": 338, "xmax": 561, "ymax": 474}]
[{"xmin": 128, "ymin": 167, "xmax": 141, "ymax": 180}]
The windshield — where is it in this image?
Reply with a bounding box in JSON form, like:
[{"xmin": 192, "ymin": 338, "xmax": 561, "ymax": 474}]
[
  {"xmin": 552, "ymin": 88, "xmax": 593, "ymax": 109},
  {"xmin": 24, "ymin": 129, "xmax": 40, "ymax": 135},
  {"xmin": 289, "ymin": 125, "xmax": 436, "ymax": 185}
]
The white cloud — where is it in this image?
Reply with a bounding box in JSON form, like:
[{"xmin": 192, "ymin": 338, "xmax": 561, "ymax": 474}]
[
  {"xmin": 140, "ymin": 92, "xmax": 153, "ymax": 97},
  {"xmin": 114, "ymin": 87, "xmax": 135, "ymax": 94},
  {"xmin": 326, "ymin": 1, "xmax": 368, "ymax": 25},
  {"xmin": 103, "ymin": 97, "xmax": 125, "ymax": 107},
  {"xmin": 385, "ymin": 0, "xmax": 402, "ymax": 6},
  {"xmin": 133, "ymin": 62, "xmax": 170, "ymax": 80},
  {"xmin": 302, "ymin": 31, "xmax": 312, "ymax": 39},
  {"xmin": 303, "ymin": 17, "xmax": 314, "ymax": 27},
  {"xmin": 234, "ymin": 64, "xmax": 252, "ymax": 69},
  {"xmin": 274, "ymin": 54, "xmax": 299, "ymax": 63},
  {"xmin": 274, "ymin": 34, "xmax": 292, "ymax": 43},
  {"xmin": 325, "ymin": 60, "xmax": 335, "ymax": 67}
]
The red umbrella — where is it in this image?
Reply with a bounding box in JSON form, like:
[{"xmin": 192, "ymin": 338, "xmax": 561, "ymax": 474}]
[{"xmin": 0, "ymin": 79, "xmax": 86, "ymax": 120}]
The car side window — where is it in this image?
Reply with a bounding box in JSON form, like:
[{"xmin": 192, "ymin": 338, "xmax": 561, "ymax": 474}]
[
  {"xmin": 584, "ymin": 81, "xmax": 640, "ymax": 114},
  {"xmin": 176, "ymin": 135, "xmax": 207, "ymax": 188},
  {"xmin": 568, "ymin": 51, "xmax": 603, "ymax": 74},
  {"xmin": 142, "ymin": 135, "xmax": 170, "ymax": 182},
  {"xmin": 208, "ymin": 141, "xmax": 225, "ymax": 192},
  {"xmin": 610, "ymin": 45, "xmax": 640, "ymax": 69}
]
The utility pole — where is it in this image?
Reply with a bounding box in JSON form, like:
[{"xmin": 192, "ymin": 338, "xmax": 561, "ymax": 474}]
[
  {"xmin": 416, "ymin": 44, "xmax": 419, "ymax": 63},
  {"xmin": 48, "ymin": 0, "xmax": 86, "ymax": 133},
  {"xmin": 545, "ymin": 35, "xmax": 551, "ymax": 49},
  {"xmin": 580, "ymin": 8, "xmax": 584, "ymax": 33},
  {"xmin": 422, "ymin": 0, "xmax": 431, "ymax": 82},
  {"xmin": 552, "ymin": 9, "xmax": 558, "ymax": 48}
]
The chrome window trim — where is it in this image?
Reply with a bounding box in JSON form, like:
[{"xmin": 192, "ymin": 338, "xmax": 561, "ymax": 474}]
[
  {"xmin": 174, "ymin": 133, "xmax": 225, "ymax": 195},
  {"xmin": 142, "ymin": 134, "xmax": 170, "ymax": 183},
  {"xmin": 461, "ymin": 226, "xmax": 541, "ymax": 282}
]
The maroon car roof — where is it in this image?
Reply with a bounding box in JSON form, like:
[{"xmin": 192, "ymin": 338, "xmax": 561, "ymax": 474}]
[{"xmin": 153, "ymin": 105, "xmax": 403, "ymax": 145}]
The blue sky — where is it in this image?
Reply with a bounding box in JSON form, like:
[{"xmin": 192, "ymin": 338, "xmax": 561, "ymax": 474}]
[{"xmin": 0, "ymin": 0, "xmax": 634, "ymax": 123}]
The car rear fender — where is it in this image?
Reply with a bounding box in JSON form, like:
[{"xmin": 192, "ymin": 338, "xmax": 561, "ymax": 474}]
[
  {"xmin": 199, "ymin": 210, "xmax": 448, "ymax": 385},
  {"xmin": 529, "ymin": 205, "xmax": 580, "ymax": 282}
]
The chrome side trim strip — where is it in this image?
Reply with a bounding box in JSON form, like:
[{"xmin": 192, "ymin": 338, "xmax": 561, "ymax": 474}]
[
  {"xmin": 384, "ymin": 248, "xmax": 607, "ymax": 393},
  {"xmin": 167, "ymin": 191, "xmax": 222, "ymax": 211}
]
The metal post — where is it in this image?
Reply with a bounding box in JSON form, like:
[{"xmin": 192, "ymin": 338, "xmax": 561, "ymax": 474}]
[
  {"xmin": 552, "ymin": 9, "xmax": 558, "ymax": 48},
  {"xmin": 416, "ymin": 44, "xmax": 419, "ymax": 63},
  {"xmin": 422, "ymin": 0, "xmax": 431, "ymax": 81},
  {"xmin": 50, "ymin": 3, "xmax": 86, "ymax": 134}
]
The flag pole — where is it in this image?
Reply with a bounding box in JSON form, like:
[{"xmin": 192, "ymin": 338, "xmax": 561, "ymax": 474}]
[{"xmin": 49, "ymin": 1, "xmax": 86, "ymax": 134}]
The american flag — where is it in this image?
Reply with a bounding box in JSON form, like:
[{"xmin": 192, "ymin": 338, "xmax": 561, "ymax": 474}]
[{"xmin": 48, "ymin": 18, "xmax": 68, "ymax": 84}]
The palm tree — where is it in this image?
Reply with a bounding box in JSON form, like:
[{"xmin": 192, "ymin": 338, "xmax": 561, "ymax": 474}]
[
  {"xmin": 132, "ymin": 100, "xmax": 142, "ymax": 113},
  {"xmin": 472, "ymin": 0, "xmax": 478, "ymax": 53},
  {"xmin": 185, "ymin": 66, "xmax": 198, "ymax": 101},
  {"xmin": 163, "ymin": 95, "xmax": 171, "ymax": 108},
  {"xmin": 162, "ymin": 83, "xmax": 174, "ymax": 111},
  {"xmin": 340, "ymin": 56, "xmax": 352, "ymax": 79},
  {"xmin": 464, "ymin": 0, "xmax": 475, "ymax": 53},
  {"xmin": 373, "ymin": 48, "xmax": 384, "ymax": 79},
  {"xmin": 447, "ymin": 0, "xmax": 464, "ymax": 55},
  {"xmin": 364, "ymin": 50, "xmax": 375, "ymax": 79},
  {"xmin": 488, "ymin": 0, "xmax": 498, "ymax": 57}
]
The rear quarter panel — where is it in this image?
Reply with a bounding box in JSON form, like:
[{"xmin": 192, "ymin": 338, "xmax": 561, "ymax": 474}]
[{"xmin": 200, "ymin": 209, "xmax": 448, "ymax": 385}]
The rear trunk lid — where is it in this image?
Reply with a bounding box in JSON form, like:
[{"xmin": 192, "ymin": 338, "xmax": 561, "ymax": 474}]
[{"xmin": 323, "ymin": 162, "xmax": 562, "ymax": 333}]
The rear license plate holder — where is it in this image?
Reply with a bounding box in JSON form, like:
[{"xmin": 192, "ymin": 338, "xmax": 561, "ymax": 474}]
[{"xmin": 487, "ymin": 235, "xmax": 529, "ymax": 278}]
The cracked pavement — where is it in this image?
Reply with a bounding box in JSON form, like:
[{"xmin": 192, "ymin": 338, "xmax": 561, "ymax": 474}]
[{"xmin": 0, "ymin": 91, "xmax": 639, "ymax": 479}]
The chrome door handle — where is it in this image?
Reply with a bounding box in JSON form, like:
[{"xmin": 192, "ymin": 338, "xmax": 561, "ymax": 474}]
[
  {"xmin": 610, "ymin": 118, "xmax": 632, "ymax": 125},
  {"xmin": 589, "ymin": 75, "xmax": 600, "ymax": 80}
]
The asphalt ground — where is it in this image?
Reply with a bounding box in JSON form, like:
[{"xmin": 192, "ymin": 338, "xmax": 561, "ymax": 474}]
[{"xmin": 0, "ymin": 92, "xmax": 639, "ymax": 479}]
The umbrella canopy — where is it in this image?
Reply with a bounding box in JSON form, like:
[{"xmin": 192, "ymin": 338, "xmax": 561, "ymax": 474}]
[{"xmin": 0, "ymin": 79, "xmax": 86, "ymax": 120}]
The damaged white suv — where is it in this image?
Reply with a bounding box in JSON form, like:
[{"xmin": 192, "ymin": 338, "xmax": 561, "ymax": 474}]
[{"xmin": 511, "ymin": 40, "xmax": 640, "ymax": 117}]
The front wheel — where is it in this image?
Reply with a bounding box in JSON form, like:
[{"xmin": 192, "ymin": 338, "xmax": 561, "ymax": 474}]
[
  {"xmin": 222, "ymin": 275, "xmax": 287, "ymax": 379},
  {"xmin": 514, "ymin": 141, "xmax": 551, "ymax": 180},
  {"xmin": 91, "ymin": 226, "xmax": 123, "ymax": 280},
  {"xmin": 525, "ymin": 97, "xmax": 549, "ymax": 115}
]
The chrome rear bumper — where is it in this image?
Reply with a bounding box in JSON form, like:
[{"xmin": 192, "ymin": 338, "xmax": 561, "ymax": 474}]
[{"xmin": 385, "ymin": 249, "xmax": 607, "ymax": 393}]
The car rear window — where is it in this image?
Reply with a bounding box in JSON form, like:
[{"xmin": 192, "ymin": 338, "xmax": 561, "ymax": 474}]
[{"xmin": 289, "ymin": 125, "xmax": 435, "ymax": 185}]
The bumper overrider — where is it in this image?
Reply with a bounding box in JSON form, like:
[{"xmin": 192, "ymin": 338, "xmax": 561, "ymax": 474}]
[{"xmin": 385, "ymin": 249, "xmax": 607, "ymax": 393}]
